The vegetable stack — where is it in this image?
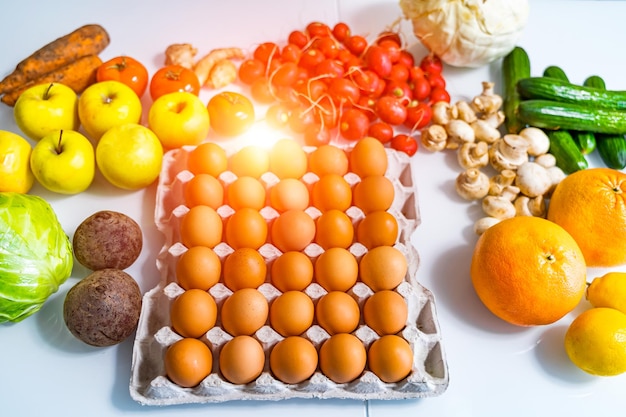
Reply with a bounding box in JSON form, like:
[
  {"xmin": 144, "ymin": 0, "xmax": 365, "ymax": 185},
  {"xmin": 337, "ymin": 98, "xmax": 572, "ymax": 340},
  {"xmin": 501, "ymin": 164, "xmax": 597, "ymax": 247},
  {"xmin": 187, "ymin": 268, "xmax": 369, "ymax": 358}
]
[{"xmin": 502, "ymin": 46, "xmax": 626, "ymax": 171}]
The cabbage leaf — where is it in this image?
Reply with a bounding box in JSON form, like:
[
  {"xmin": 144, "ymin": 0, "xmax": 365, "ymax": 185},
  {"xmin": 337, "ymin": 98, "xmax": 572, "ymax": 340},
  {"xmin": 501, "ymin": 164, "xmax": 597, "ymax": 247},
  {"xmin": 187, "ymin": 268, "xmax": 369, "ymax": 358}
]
[{"xmin": 0, "ymin": 192, "xmax": 73, "ymax": 322}]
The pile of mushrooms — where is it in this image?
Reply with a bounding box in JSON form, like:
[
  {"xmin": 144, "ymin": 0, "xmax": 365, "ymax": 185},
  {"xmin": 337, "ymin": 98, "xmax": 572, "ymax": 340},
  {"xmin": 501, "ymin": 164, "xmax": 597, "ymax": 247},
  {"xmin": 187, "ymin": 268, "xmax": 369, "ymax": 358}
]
[{"xmin": 421, "ymin": 81, "xmax": 566, "ymax": 235}]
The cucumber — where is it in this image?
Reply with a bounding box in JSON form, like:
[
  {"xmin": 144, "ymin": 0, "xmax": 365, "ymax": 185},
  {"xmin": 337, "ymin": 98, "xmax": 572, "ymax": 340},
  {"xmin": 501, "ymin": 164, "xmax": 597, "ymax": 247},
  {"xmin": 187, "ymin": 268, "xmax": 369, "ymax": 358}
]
[
  {"xmin": 584, "ymin": 75, "xmax": 626, "ymax": 169},
  {"xmin": 517, "ymin": 99, "xmax": 626, "ymax": 135},
  {"xmin": 502, "ymin": 46, "xmax": 531, "ymax": 134},
  {"xmin": 545, "ymin": 130, "xmax": 589, "ymax": 174},
  {"xmin": 542, "ymin": 66, "xmax": 569, "ymax": 81},
  {"xmin": 517, "ymin": 77, "xmax": 626, "ymax": 110},
  {"xmin": 568, "ymin": 75, "xmax": 605, "ymax": 155}
]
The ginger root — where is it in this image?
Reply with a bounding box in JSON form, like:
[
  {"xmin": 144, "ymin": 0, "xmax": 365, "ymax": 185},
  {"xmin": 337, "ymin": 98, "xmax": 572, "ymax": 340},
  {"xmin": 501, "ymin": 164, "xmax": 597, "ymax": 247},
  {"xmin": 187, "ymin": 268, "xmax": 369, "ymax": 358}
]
[
  {"xmin": 194, "ymin": 47, "xmax": 245, "ymax": 86},
  {"xmin": 165, "ymin": 43, "xmax": 198, "ymax": 69}
]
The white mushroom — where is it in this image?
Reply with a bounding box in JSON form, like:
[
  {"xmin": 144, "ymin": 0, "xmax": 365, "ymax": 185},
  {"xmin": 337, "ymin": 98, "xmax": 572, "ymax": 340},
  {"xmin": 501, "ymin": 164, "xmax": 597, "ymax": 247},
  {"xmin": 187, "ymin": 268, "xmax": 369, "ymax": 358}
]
[
  {"xmin": 471, "ymin": 119, "xmax": 501, "ymax": 144},
  {"xmin": 489, "ymin": 134, "xmax": 529, "ymax": 171},
  {"xmin": 445, "ymin": 119, "xmax": 475, "ymax": 149},
  {"xmin": 482, "ymin": 195, "xmax": 516, "ymax": 219},
  {"xmin": 519, "ymin": 127, "xmax": 550, "ymax": 157},
  {"xmin": 455, "ymin": 168, "xmax": 490, "ymax": 200},
  {"xmin": 474, "ymin": 217, "xmax": 501, "ymax": 235},
  {"xmin": 455, "ymin": 100, "xmax": 478, "ymax": 124},
  {"xmin": 534, "ymin": 153, "xmax": 557, "ymax": 169},
  {"xmin": 471, "ymin": 81, "xmax": 503, "ymax": 115},
  {"xmin": 431, "ymin": 101, "xmax": 458, "ymax": 125},
  {"xmin": 514, "ymin": 195, "xmax": 546, "ymax": 217},
  {"xmin": 547, "ymin": 166, "xmax": 567, "ymax": 193},
  {"xmin": 458, "ymin": 141, "xmax": 489, "ymax": 169},
  {"xmin": 482, "ymin": 110, "xmax": 506, "ymax": 129},
  {"xmin": 515, "ymin": 161, "xmax": 552, "ymax": 197},
  {"xmin": 421, "ymin": 124, "xmax": 448, "ymax": 152}
]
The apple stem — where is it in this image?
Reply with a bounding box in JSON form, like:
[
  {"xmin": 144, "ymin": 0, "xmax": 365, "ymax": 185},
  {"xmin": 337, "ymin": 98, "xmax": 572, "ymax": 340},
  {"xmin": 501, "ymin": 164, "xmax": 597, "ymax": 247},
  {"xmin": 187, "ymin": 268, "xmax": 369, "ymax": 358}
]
[
  {"xmin": 44, "ymin": 83, "xmax": 54, "ymax": 100},
  {"xmin": 56, "ymin": 130, "xmax": 64, "ymax": 154}
]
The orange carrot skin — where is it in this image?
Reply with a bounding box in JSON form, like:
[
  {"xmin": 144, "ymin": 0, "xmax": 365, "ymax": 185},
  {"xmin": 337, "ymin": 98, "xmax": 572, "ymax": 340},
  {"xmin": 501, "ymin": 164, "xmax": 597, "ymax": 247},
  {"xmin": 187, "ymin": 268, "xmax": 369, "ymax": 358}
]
[
  {"xmin": 0, "ymin": 24, "xmax": 110, "ymax": 95},
  {"xmin": 1, "ymin": 54, "xmax": 102, "ymax": 106}
]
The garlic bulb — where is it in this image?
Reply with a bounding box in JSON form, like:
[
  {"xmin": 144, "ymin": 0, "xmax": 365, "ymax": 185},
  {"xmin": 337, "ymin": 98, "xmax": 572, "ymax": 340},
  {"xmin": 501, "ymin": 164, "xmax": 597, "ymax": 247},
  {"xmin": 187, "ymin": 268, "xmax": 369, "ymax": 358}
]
[{"xmin": 399, "ymin": 0, "xmax": 529, "ymax": 68}]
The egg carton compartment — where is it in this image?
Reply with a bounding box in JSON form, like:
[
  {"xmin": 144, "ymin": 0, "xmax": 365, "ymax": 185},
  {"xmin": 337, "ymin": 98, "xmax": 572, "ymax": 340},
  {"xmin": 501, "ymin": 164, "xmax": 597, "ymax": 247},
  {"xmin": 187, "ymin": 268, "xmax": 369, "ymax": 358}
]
[{"xmin": 130, "ymin": 144, "xmax": 449, "ymax": 405}]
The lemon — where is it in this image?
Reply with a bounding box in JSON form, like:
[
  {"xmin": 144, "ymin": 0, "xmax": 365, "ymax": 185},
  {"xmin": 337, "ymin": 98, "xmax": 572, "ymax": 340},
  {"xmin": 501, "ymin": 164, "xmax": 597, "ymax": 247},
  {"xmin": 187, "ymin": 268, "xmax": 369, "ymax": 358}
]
[
  {"xmin": 587, "ymin": 272, "xmax": 626, "ymax": 314},
  {"xmin": 0, "ymin": 130, "xmax": 34, "ymax": 193},
  {"xmin": 564, "ymin": 307, "xmax": 626, "ymax": 376}
]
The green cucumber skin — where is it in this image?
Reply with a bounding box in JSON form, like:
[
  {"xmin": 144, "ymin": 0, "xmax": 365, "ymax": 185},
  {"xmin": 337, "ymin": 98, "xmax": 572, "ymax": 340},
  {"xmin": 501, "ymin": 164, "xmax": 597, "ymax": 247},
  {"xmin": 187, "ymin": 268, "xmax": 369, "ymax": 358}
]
[
  {"xmin": 517, "ymin": 77, "xmax": 626, "ymax": 110},
  {"xmin": 596, "ymin": 135, "xmax": 626, "ymax": 169},
  {"xmin": 580, "ymin": 74, "xmax": 626, "ymax": 169},
  {"xmin": 517, "ymin": 99, "xmax": 626, "ymax": 135},
  {"xmin": 543, "ymin": 66, "xmax": 569, "ymax": 81},
  {"xmin": 502, "ymin": 47, "xmax": 531, "ymax": 134},
  {"xmin": 546, "ymin": 130, "xmax": 589, "ymax": 174},
  {"xmin": 569, "ymin": 75, "xmax": 605, "ymax": 155}
]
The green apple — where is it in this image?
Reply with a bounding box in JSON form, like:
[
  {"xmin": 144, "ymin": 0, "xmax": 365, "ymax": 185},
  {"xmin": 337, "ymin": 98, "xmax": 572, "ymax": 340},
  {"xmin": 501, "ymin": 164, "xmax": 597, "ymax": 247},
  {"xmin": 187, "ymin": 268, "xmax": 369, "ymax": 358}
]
[
  {"xmin": 13, "ymin": 83, "xmax": 79, "ymax": 141},
  {"xmin": 0, "ymin": 130, "xmax": 34, "ymax": 193},
  {"xmin": 78, "ymin": 80, "xmax": 142, "ymax": 141},
  {"xmin": 96, "ymin": 123, "xmax": 163, "ymax": 190},
  {"xmin": 30, "ymin": 129, "xmax": 95, "ymax": 194},
  {"xmin": 147, "ymin": 91, "xmax": 210, "ymax": 149}
]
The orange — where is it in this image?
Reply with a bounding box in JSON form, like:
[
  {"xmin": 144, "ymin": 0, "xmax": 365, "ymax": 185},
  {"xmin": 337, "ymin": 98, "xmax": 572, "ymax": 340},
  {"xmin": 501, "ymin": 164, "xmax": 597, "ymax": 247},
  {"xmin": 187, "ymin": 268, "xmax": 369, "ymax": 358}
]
[
  {"xmin": 470, "ymin": 216, "xmax": 587, "ymax": 326},
  {"xmin": 547, "ymin": 167, "xmax": 626, "ymax": 267}
]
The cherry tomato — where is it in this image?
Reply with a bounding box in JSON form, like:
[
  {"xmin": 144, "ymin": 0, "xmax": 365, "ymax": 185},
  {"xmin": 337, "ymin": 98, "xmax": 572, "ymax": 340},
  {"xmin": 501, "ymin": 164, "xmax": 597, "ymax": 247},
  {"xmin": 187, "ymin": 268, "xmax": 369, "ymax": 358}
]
[
  {"xmin": 378, "ymin": 39, "xmax": 401, "ymax": 63},
  {"xmin": 254, "ymin": 42, "xmax": 281, "ymax": 64},
  {"xmin": 306, "ymin": 22, "xmax": 332, "ymax": 38},
  {"xmin": 304, "ymin": 123, "xmax": 331, "ymax": 146},
  {"xmin": 266, "ymin": 103, "xmax": 293, "ymax": 129},
  {"xmin": 344, "ymin": 35, "xmax": 368, "ymax": 56},
  {"xmin": 375, "ymin": 95, "xmax": 407, "ymax": 126},
  {"xmin": 339, "ymin": 108, "xmax": 369, "ymax": 141},
  {"xmin": 420, "ymin": 54, "xmax": 443, "ymax": 74},
  {"xmin": 332, "ymin": 22, "xmax": 351, "ymax": 42},
  {"xmin": 315, "ymin": 59, "xmax": 345, "ymax": 80},
  {"xmin": 288, "ymin": 30, "xmax": 309, "ymax": 49},
  {"xmin": 250, "ymin": 78, "xmax": 275, "ymax": 104},
  {"xmin": 412, "ymin": 77, "xmax": 432, "ymax": 101},
  {"xmin": 271, "ymin": 62, "xmax": 300, "ymax": 87},
  {"xmin": 426, "ymin": 72, "xmax": 446, "ymax": 89},
  {"xmin": 391, "ymin": 134, "xmax": 418, "ymax": 156},
  {"xmin": 298, "ymin": 48, "xmax": 326, "ymax": 71},
  {"xmin": 313, "ymin": 37, "xmax": 340, "ymax": 59},
  {"xmin": 384, "ymin": 80, "xmax": 412, "ymax": 104},
  {"xmin": 96, "ymin": 56, "xmax": 149, "ymax": 97},
  {"xmin": 365, "ymin": 46, "xmax": 392, "ymax": 78},
  {"xmin": 149, "ymin": 65, "xmax": 200, "ymax": 101},
  {"xmin": 404, "ymin": 101, "xmax": 432, "ymax": 130},
  {"xmin": 328, "ymin": 77, "xmax": 360, "ymax": 105},
  {"xmin": 281, "ymin": 43, "xmax": 302, "ymax": 63},
  {"xmin": 368, "ymin": 121, "xmax": 394, "ymax": 144},
  {"xmin": 207, "ymin": 91, "xmax": 255, "ymax": 137},
  {"xmin": 430, "ymin": 87, "xmax": 451, "ymax": 103},
  {"xmin": 238, "ymin": 59, "xmax": 266, "ymax": 85}
]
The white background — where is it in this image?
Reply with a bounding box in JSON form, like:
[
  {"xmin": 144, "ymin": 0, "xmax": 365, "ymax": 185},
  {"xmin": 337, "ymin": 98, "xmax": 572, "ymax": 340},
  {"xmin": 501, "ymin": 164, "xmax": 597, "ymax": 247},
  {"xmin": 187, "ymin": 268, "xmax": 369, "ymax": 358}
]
[{"xmin": 1, "ymin": 1, "xmax": 626, "ymax": 416}]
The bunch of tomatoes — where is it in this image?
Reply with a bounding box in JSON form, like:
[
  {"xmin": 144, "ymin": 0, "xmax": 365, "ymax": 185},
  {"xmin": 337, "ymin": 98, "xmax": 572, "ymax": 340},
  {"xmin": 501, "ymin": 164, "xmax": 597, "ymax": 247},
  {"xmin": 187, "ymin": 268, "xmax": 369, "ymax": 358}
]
[
  {"xmin": 94, "ymin": 21, "xmax": 450, "ymax": 157},
  {"xmin": 237, "ymin": 21, "xmax": 450, "ymax": 156}
]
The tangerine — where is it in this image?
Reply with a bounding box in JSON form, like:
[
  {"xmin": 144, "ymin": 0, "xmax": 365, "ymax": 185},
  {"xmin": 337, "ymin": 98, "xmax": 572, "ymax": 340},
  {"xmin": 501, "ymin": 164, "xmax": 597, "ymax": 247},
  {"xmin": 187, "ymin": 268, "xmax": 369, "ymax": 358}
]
[
  {"xmin": 470, "ymin": 216, "xmax": 587, "ymax": 326},
  {"xmin": 547, "ymin": 167, "xmax": 626, "ymax": 267}
]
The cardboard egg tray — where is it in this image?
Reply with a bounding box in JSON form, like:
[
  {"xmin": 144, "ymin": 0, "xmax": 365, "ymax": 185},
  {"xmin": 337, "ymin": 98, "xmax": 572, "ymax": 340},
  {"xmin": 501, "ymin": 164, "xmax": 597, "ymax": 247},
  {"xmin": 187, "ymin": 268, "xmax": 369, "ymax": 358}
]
[{"xmin": 129, "ymin": 143, "xmax": 449, "ymax": 405}]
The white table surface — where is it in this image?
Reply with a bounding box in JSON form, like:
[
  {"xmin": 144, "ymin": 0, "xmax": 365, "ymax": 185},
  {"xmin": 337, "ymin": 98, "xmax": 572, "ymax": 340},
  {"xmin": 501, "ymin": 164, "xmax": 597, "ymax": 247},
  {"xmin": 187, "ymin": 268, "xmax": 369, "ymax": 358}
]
[{"xmin": 2, "ymin": 1, "xmax": 626, "ymax": 416}]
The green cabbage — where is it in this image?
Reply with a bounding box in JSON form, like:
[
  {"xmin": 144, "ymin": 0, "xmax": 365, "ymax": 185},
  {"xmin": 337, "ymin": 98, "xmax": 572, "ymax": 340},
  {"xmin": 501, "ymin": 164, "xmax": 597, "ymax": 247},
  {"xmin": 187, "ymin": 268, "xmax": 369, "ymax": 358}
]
[{"xmin": 0, "ymin": 192, "xmax": 73, "ymax": 322}]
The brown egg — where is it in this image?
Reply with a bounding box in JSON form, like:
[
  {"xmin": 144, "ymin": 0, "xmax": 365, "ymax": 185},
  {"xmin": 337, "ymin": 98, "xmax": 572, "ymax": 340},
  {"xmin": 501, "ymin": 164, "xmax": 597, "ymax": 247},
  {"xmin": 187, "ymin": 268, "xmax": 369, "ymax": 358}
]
[
  {"xmin": 363, "ymin": 290, "xmax": 408, "ymax": 336},
  {"xmin": 352, "ymin": 175, "xmax": 395, "ymax": 214},
  {"xmin": 270, "ymin": 210, "xmax": 315, "ymax": 253},
  {"xmin": 315, "ymin": 209, "xmax": 354, "ymax": 250},
  {"xmin": 314, "ymin": 247, "xmax": 358, "ymax": 292},
  {"xmin": 367, "ymin": 334, "xmax": 413, "ymax": 383},
  {"xmin": 356, "ymin": 210, "xmax": 398, "ymax": 249},
  {"xmin": 270, "ymin": 251, "xmax": 314, "ymax": 292},
  {"xmin": 270, "ymin": 336, "xmax": 318, "ymax": 384},
  {"xmin": 220, "ymin": 288, "xmax": 268, "ymax": 336},
  {"xmin": 319, "ymin": 333, "xmax": 366, "ymax": 383},
  {"xmin": 359, "ymin": 246, "xmax": 407, "ymax": 291},
  {"xmin": 219, "ymin": 335, "xmax": 265, "ymax": 384},
  {"xmin": 349, "ymin": 136, "xmax": 388, "ymax": 178},
  {"xmin": 170, "ymin": 289, "xmax": 218, "ymax": 338},
  {"xmin": 269, "ymin": 291, "xmax": 314, "ymax": 337},
  {"xmin": 315, "ymin": 291, "xmax": 360, "ymax": 335},
  {"xmin": 175, "ymin": 246, "xmax": 221, "ymax": 291},
  {"xmin": 223, "ymin": 247, "xmax": 267, "ymax": 291},
  {"xmin": 164, "ymin": 338, "xmax": 213, "ymax": 388}
]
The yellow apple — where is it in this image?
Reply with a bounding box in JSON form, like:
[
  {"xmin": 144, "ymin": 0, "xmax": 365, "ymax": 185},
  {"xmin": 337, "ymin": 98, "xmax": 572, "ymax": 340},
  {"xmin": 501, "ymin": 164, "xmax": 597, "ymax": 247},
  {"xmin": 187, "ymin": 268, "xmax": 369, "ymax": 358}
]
[
  {"xmin": 30, "ymin": 130, "xmax": 95, "ymax": 194},
  {"xmin": 13, "ymin": 83, "xmax": 79, "ymax": 141},
  {"xmin": 0, "ymin": 130, "xmax": 34, "ymax": 193},
  {"xmin": 96, "ymin": 123, "xmax": 163, "ymax": 190},
  {"xmin": 78, "ymin": 80, "xmax": 142, "ymax": 141},
  {"xmin": 148, "ymin": 91, "xmax": 210, "ymax": 149}
]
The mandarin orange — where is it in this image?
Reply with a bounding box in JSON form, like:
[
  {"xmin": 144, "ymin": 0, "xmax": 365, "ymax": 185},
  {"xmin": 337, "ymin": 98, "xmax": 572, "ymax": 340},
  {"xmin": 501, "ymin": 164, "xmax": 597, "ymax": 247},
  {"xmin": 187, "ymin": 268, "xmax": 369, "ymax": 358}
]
[{"xmin": 470, "ymin": 216, "xmax": 587, "ymax": 326}]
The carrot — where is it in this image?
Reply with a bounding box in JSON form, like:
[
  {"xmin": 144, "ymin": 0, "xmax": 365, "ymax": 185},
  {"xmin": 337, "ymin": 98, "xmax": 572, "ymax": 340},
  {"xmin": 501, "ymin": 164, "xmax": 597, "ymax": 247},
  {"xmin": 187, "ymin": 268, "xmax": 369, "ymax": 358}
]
[
  {"xmin": 0, "ymin": 24, "xmax": 109, "ymax": 95},
  {"xmin": 1, "ymin": 54, "xmax": 102, "ymax": 106}
]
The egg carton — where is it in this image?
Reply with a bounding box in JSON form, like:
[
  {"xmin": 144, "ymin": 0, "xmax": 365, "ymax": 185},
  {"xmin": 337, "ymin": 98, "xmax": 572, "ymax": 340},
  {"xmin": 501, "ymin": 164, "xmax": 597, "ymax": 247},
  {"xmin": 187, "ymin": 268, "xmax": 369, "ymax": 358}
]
[{"xmin": 129, "ymin": 144, "xmax": 449, "ymax": 406}]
